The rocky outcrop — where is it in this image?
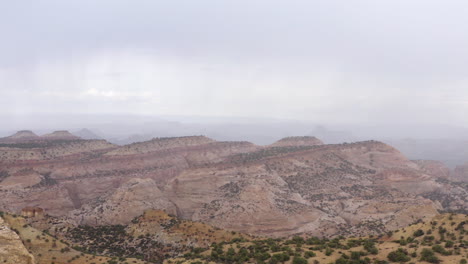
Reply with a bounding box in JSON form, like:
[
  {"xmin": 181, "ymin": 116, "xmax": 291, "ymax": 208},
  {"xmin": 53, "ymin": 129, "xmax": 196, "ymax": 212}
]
[
  {"xmin": 105, "ymin": 136, "xmax": 216, "ymax": 156},
  {"xmin": 42, "ymin": 130, "xmax": 80, "ymax": 140},
  {"xmin": 0, "ymin": 216, "xmax": 35, "ymax": 264},
  {"xmin": 0, "ymin": 130, "xmax": 39, "ymax": 143},
  {"xmin": 269, "ymin": 136, "xmax": 324, "ymax": 147},
  {"xmin": 21, "ymin": 207, "xmax": 44, "ymax": 218},
  {"xmin": 0, "ymin": 130, "xmax": 80, "ymax": 144}
]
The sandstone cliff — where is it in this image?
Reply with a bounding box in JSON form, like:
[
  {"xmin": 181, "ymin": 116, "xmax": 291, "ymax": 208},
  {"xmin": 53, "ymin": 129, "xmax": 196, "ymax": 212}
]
[
  {"xmin": 166, "ymin": 141, "xmax": 441, "ymax": 237},
  {"xmin": 0, "ymin": 135, "xmax": 466, "ymax": 238},
  {"xmin": 0, "ymin": 215, "xmax": 35, "ymax": 264}
]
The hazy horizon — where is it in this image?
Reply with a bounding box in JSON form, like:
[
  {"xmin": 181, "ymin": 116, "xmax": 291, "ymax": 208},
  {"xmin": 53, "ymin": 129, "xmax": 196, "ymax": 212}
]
[{"xmin": 2, "ymin": 0, "xmax": 468, "ymax": 127}]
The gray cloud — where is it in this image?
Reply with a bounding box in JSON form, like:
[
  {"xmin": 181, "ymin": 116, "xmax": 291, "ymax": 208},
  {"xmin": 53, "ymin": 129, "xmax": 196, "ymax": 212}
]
[{"xmin": 1, "ymin": 0, "xmax": 468, "ymax": 125}]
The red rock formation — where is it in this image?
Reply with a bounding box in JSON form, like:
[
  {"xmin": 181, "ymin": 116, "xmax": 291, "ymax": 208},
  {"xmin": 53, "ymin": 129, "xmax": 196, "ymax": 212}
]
[
  {"xmin": 21, "ymin": 207, "xmax": 44, "ymax": 218},
  {"xmin": 0, "ymin": 136, "xmax": 465, "ymax": 237}
]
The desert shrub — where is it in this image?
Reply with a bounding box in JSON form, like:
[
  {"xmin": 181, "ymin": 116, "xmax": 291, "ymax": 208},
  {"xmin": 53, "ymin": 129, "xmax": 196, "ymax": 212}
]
[
  {"xmin": 444, "ymin": 240, "xmax": 454, "ymax": 248},
  {"xmin": 292, "ymin": 256, "xmax": 308, "ymax": 264},
  {"xmin": 304, "ymin": 251, "xmax": 316, "ymax": 258},
  {"xmin": 387, "ymin": 248, "xmax": 410, "ymax": 262},
  {"xmin": 399, "ymin": 239, "xmax": 408, "ymax": 246},
  {"xmin": 420, "ymin": 248, "xmax": 440, "ymax": 264},
  {"xmin": 269, "ymin": 253, "xmax": 290, "ymax": 264},
  {"xmin": 432, "ymin": 245, "xmax": 451, "ymax": 256},
  {"xmin": 424, "ymin": 235, "xmax": 435, "ymax": 241},
  {"xmin": 363, "ymin": 240, "xmax": 378, "ymax": 255},
  {"xmin": 413, "ymin": 229, "xmax": 424, "ymax": 237},
  {"xmin": 351, "ymin": 251, "xmax": 366, "ymax": 260}
]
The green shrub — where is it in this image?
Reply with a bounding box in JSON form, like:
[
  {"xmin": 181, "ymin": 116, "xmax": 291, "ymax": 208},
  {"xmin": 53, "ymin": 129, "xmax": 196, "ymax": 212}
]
[
  {"xmin": 363, "ymin": 240, "xmax": 378, "ymax": 255},
  {"xmin": 432, "ymin": 244, "xmax": 451, "ymax": 256},
  {"xmin": 387, "ymin": 248, "xmax": 410, "ymax": 262},
  {"xmin": 270, "ymin": 252, "xmax": 290, "ymax": 263},
  {"xmin": 445, "ymin": 240, "xmax": 454, "ymax": 248},
  {"xmin": 304, "ymin": 251, "xmax": 316, "ymax": 258},
  {"xmin": 292, "ymin": 256, "xmax": 308, "ymax": 264},
  {"xmin": 413, "ymin": 229, "xmax": 424, "ymax": 237},
  {"xmin": 420, "ymin": 248, "xmax": 440, "ymax": 264}
]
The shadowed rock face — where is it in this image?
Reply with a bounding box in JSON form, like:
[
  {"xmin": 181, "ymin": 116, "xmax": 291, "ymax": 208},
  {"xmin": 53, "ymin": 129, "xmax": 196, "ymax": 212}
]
[
  {"xmin": 0, "ymin": 136, "xmax": 466, "ymax": 237},
  {"xmin": 0, "ymin": 217, "xmax": 35, "ymax": 264}
]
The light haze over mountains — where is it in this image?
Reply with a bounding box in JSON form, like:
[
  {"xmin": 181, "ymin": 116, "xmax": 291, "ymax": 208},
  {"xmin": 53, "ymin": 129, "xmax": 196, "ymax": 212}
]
[{"xmin": 1, "ymin": 113, "xmax": 468, "ymax": 168}]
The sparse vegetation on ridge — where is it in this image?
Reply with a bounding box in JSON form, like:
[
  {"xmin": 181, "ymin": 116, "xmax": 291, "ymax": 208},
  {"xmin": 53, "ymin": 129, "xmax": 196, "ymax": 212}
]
[
  {"xmin": 167, "ymin": 214, "xmax": 467, "ymax": 264},
  {"xmin": 1, "ymin": 206, "xmax": 467, "ymax": 264}
]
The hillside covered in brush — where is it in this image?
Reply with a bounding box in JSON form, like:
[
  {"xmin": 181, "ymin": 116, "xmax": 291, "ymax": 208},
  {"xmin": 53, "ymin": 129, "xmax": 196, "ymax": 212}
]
[{"xmin": 2, "ymin": 210, "xmax": 466, "ymax": 264}]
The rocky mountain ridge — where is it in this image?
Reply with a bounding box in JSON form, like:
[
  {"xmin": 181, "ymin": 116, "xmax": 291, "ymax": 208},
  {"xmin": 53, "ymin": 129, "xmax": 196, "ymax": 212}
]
[
  {"xmin": 0, "ymin": 130, "xmax": 80, "ymax": 144},
  {"xmin": 0, "ymin": 131, "xmax": 466, "ymax": 239},
  {"xmin": 269, "ymin": 136, "xmax": 324, "ymax": 147}
]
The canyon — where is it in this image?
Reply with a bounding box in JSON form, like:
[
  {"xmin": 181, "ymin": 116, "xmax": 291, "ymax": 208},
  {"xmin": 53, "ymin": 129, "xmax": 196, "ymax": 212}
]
[{"xmin": 0, "ymin": 131, "xmax": 466, "ymax": 239}]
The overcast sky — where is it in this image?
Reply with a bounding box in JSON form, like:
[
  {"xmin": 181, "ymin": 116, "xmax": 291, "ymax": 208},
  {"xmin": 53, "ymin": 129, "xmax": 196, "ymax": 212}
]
[{"xmin": 1, "ymin": 0, "xmax": 468, "ymax": 125}]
